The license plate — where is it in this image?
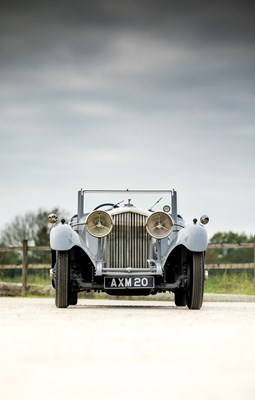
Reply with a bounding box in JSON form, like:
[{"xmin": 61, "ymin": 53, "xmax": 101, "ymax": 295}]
[{"xmin": 104, "ymin": 276, "xmax": 154, "ymax": 289}]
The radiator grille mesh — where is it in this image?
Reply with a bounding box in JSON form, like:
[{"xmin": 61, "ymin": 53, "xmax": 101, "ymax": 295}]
[{"xmin": 105, "ymin": 212, "xmax": 151, "ymax": 269}]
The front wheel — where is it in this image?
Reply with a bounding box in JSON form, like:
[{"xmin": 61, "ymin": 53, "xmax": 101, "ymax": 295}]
[
  {"xmin": 55, "ymin": 251, "xmax": 70, "ymax": 308},
  {"xmin": 186, "ymin": 252, "xmax": 205, "ymax": 310},
  {"xmin": 174, "ymin": 289, "xmax": 187, "ymax": 306},
  {"xmin": 69, "ymin": 291, "xmax": 78, "ymax": 305}
]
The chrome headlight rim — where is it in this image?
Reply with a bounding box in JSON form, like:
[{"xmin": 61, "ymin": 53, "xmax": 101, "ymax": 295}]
[
  {"xmin": 86, "ymin": 210, "xmax": 113, "ymax": 238},
  {"xmin": 146, "ymin": 211, "xmax": 173, "ymax": 239}
]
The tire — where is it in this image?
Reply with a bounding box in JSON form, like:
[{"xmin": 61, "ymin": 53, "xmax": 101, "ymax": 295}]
[
  {"xmin": 69, "ymin": 291, "xmax": 78, "ymax": 305},
  {"xmin": 174, "ymin": 289, "xmax": 187, "ymax": 306},
  {"xmin": 186, "ymin": 252, "xmax": 204, "ymax": 310},
  {"xmin": 55, "ymin": 251, "xmax": 70, "ymax": 308}
]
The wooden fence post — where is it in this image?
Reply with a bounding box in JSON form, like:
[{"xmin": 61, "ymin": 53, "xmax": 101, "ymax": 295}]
[{"xmin": 22, "ymin": 240, "xmax": 28, "ymax": 296}]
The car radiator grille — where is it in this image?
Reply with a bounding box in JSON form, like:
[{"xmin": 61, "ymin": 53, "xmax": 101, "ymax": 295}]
[{"xmin": 105, "ymin": 212, "xmax": 152, "ymax": 270}]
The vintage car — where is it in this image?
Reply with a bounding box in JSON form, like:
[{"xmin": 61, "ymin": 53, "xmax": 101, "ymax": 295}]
[{"xmin": 48, "ymin": 189, "xmax": 209, "ymax": 309}]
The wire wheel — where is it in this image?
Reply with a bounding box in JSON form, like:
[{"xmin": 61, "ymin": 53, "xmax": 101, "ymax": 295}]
[
  {"xmin": 186, "ymin": 252, "xmax": 205, "ymax": 310},
  {"xmin": 55, "ymin": 251, "xmax": 70, "ymax": 308}
]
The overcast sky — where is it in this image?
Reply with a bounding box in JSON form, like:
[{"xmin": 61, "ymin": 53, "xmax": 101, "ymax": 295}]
[{"xmin": 0, "ymin": 0, "xmax": 254, "ymax": 239}]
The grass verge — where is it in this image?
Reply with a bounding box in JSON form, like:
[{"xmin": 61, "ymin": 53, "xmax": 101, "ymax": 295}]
[
  {"xmin": 205, "ymin": 270, "xmax": 255, "ymax": 296},
  {"xmin": 1, "ymin": 270, "xmax": 255, "ymax": 296}
]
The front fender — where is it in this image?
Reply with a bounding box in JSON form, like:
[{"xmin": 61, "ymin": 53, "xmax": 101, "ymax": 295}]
[
  {"xmin": 174, "ymin": 224, "xmax": 208, "ymax": 252},
  {"xmin": 50, "ymin": 224, "xmax": 83, "ymax": 251}
]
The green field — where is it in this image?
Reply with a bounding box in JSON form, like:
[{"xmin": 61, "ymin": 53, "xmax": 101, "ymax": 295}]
[{"xmin": 204, "ymin": 269, "xmax": 255, "ymax": 296}]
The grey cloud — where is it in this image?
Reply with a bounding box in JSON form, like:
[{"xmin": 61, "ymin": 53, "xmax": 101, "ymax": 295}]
[
  {"xmin": 1, "ymin": 1, "xmax": 255, "ymax": 58},
  {"xmin": 0, "ymin": 0, "xmax": 254, "ymax": 237}
]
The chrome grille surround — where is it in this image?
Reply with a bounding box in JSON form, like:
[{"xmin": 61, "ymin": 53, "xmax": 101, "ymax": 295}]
[{"xmin": 104, "ymin": 210, "xmax": 153, "ymax": 273}]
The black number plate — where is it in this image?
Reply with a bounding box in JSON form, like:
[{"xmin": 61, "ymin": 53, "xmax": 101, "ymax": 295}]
[{"xmin": 104, "ymin": 276, "xmax": 154, "ymax": 289}]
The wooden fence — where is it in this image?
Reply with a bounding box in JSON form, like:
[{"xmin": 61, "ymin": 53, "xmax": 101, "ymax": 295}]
[{"xmin": 0, "ymin": 240, "xmax": 254, "ymax": 296}]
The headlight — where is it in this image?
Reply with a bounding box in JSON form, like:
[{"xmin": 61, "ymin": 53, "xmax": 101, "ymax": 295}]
[
  {"xmin": 146, "ymin": 211, "xmax": 173, "ymax": 239},
  {"xmin": 86, "ymin": 211, "xmax": 113, "ymax": 238}
]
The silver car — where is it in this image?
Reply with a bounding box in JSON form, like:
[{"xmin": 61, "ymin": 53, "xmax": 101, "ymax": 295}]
[{"xmin": 48, "ymin": 189, "xmax": 209, "ymax": 309}]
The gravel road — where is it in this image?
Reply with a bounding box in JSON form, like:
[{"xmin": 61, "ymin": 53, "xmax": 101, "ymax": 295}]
[{"xmin": 0, "ymin": 297, "xmax": 255, "ymax": 400}]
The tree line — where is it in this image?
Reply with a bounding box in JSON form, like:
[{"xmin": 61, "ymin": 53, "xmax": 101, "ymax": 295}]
[{"xmin": 0, "ymin": 208, "xmax": 67, "ymax": 266}]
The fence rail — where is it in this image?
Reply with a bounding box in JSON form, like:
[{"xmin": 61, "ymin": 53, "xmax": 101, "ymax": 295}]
[
  {"xmin": 0, "ymin": 242, "xmax": 51, "ymax": 296},
  {"xmin": 205, "ymin": 263, "xmax": 254, "ymax": 270},
  {"xmin": 0, "ymin": 240, "xmax": 254, "ymax": 296},
  {"xmin": 208, "ymin": 243, "xmax": 254, "ymax": 249}
]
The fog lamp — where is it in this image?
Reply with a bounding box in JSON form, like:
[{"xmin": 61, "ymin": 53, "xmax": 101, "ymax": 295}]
[
  {"xmin": 200, "ymin": 215, "xmax": 209, "ymax": 225},
  {"xmin": 48, "ymin": 213, "xmax": 58, "ymax": 224}
]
